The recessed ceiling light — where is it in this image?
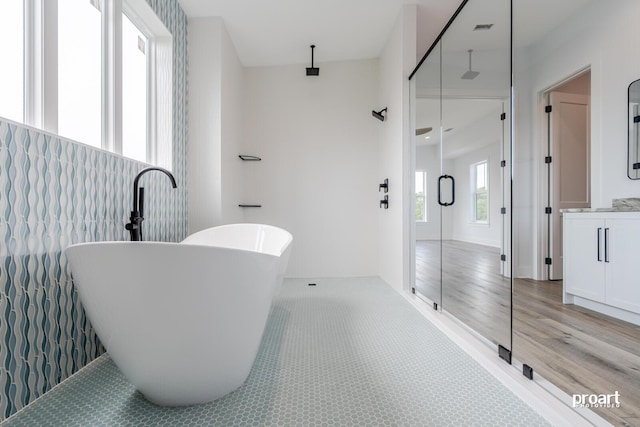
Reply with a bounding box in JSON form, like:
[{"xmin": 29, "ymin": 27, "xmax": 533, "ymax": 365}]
[{"xmin": 474, "ymin": 24, "xmax": 494, "ymax": 31}]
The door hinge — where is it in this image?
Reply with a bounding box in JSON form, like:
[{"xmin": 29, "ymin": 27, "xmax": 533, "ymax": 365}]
[
  {"xmin": 634, "ymin": 115, "xmax": 640, "ymax": 123},
  {"xmin": 545, "ymin": 257, "xmax": 552, "ymax": 265},
  {"xmin": 500, "ymin": 254, "xmax": 507, "ymax": 261},
  {"xmin": 545, "ymin": 207, "xmax": 552, "ymax": 214},
  {"xmin": 411, "ymin": 287, "xmax": 416, "ymax": 294},
  {"xmin": 500, "ymin": 160, "xmax": 506, "ymax": 167},
  {"xmin": 433, "ymin": 302, "xmax": 438, "ymax": 311},
  {"xmin": 498, "ymin": 345, "xmax": 512, "ymax": 364},
  {"xmin": 545, "ymin": 156, "xmax": 552, "ymax": 164},
  {"xmin": 501, "ymin": 207, "xmax": 507, "ymax": 214},
  {"xmin": 545, "ymin": 105, "xmax": 552, "ymax": 113},
  {"xmin": 634, "ymin": 163, "xmax": 640, "ymax": 170},
  {"xmin": 500, "ymin": 112, "xmax": 506, "ymax": 120}
]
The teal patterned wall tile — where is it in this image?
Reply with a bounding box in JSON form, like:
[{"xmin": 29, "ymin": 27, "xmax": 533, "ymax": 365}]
[{"xmin": 0, "ymin": 0, "xmax": 188, "ymax": 420}]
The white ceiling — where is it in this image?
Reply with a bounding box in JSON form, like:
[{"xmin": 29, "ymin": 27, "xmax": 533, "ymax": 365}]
[
  {"xmin": 178, "ymin": 0, "xmax": 597, "ymax": 68},
  {"xmin": 177, "ymin": 0, "xmax": 460, "ymax": 67}
]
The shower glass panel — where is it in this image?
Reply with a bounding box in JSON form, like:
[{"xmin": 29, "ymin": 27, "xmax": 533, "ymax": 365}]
[
  {"xmin": 510, "ymin": 0, "xmax": 640, "ymax": 424},
  {"xmin": 411, "ymin": 0, "xmax": 512, "ymax": 358},
  {"xmin": 438, "ymin": 0, "xmax": 512, "ymax": 352},
  {"xmin": 413, "ymin": 41, "xmax": 442, "ymax": 308}
]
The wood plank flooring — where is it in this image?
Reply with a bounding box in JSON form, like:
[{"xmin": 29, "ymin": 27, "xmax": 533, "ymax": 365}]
[{"xmin": 416, "ymin": 240, "xmax": 640, "ymax": 427}]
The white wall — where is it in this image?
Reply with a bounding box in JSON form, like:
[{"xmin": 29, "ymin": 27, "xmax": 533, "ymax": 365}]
[
  {"xmin": 513, "ymin": 0, "xmax": 640, "ymax": 278},
  {"xmin": 377, "ymin": 5, "xmax": 416, "ymax": 290},
  {"xmin": 417, "ymin": 142, "xmax": 501, "ymax": 248},
  {"xmin": 415, "ymin": 145, "xmax": 454, "ymax": 241},
  {"xmin": 187, "ymin": 7, "xmax": 418, "ymax": 281},
  {"xmin": 187, "ymin": 17, "xmax": 245, "ymax": 234},
  {"xmin": 220, "ymin": 26, "xmax": 245, "ymax": 225},
  {"xmin": 451, "ymin": 143, "xmax": 501, "ymax": 247},
  {"xmin": 188, "ymin": 18, "xmax": 222, "ymax": 233},
  {"xmin": 242, "ymin": 60, "xmax": 379, "ymax": 278},
  {"xmin": 415, "ymin": 144, "xmax": 440, "ymax": 240}
]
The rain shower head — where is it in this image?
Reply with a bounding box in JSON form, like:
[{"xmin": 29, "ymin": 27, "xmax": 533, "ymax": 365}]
[
  {"xmin": 306, "ymin": 45, "xmax": 319, "ymax": 76},
  {"xmin": 372, "ymin": 108, "xmax": 387, "ymax": 121},
  {"xmin": 461, "ymin": 49, "xmax": 479, "ymax": 80}
]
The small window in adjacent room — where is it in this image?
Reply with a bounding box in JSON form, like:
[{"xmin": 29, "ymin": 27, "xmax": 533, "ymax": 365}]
[
  {"xmin": 415, "ymin": 170, "xmax": 427, "ymax": 222},
  {"xmin": 471, "ymin": 161, "xmax": 488, "ymax": 223},
  {"xmin": 0, "ymin": 0, "xmax": 24, "ymax": 123}
]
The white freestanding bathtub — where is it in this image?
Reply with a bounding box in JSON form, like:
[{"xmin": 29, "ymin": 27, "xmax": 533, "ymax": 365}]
[{"xmin": 65, "ymin": 224, "xmax": 292, "ymax": 406}]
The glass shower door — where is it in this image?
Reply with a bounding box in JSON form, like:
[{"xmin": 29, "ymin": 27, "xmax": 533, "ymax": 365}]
[
  {"xmin": 438, "ymin": 0, "xmax": 512, "ymax": 354},
  {"xmin": 413, "ymin": 41, "xmax": 442, "ymax": 309},
  {"xmin": 411, "ymin": 0, "xmax": 513, "ymax": 359}
]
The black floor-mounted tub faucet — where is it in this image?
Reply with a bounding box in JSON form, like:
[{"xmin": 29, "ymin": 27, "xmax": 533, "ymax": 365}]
[{"xmin": 125, "ymin": 167, "xmax": 177, "ymax": 241}]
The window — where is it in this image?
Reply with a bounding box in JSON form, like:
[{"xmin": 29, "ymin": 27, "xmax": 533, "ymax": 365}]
[
  {"xmin": 1, "ymin": 0, "xmax": 172, "ymax": 168},
  {"xmin": 58, "ymin": 0, "xmax": 102, "ymax": 147},
  {"xmin": 415, "ymin": 171, "xmax": 427, "ymax": 222},
  {"xmin": 471, "ymin": 161, "xmax": 488, "ymax": 223},
  {"xmin": 0, "ymin": 0, "xmax": 24, "ymax": 123},
  {"xmin": 122, "ymin": 13, "xmax": 148, "ymax": 162}
]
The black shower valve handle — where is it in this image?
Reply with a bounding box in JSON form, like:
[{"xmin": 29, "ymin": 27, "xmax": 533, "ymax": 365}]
[
  {"xmin": 380, "ymin": 195, "xmax": 389, "ymax": 209},
  {"xmin": 379, "ymin": 178, "xmax": 389, "ymax": 193}
]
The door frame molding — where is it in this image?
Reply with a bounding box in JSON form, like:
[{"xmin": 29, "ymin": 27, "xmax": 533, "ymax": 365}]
[{"xmin": 534, "ymin": 67, "xmax": 591, "ymax": 280}]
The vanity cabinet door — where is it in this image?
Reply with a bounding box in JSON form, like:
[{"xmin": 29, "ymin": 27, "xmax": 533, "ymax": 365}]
[
  {"xmin": 605, "ymin": 219, "xmax": 640, "ymax": 314},
  {"xmin": 564, "ymin": 217, "xmax": 605, "ymax": 302}
]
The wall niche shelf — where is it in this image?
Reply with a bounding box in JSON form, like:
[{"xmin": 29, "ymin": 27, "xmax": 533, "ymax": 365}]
[{"xmin": 238, "ymin": 155, "xmax": 262, "ymax": 161}]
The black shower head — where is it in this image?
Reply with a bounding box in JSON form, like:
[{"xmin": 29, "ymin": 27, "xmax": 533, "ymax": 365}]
[
  {"xmin": 372, "ymin": 108, "xmax": 387, "ymax": 122},
  {"xmin": 306, "ymin": 45, "xmax": 319, "ymax": 76}
]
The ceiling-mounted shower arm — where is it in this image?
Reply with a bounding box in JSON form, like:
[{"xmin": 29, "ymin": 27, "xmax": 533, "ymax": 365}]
[
  {"xmin": 306, "ymin": 44, "xmax": 320, "ymax": 76},
  {"xmin": 461, "ymin": 49, "xmax": 480, "ymax": 80}
]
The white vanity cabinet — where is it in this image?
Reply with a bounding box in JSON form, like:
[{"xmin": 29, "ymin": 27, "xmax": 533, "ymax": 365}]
[{"xmin": 563, "ymin": 212, "xmax": 640, "ymax": 325}]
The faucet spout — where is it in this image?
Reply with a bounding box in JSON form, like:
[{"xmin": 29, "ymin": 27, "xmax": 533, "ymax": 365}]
[{"xmin": 126, "ymin": 166, "xmax": 177, "ymax": 241}]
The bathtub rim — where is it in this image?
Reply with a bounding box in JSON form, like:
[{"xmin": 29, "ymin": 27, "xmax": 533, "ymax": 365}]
[
  {"xmin": 181, "ymin": 223, "xmax": 293, "ymax": 257},
  {"xmin": 66, "ymin": 240, "xmax": 284, "ymax": 261},
  {"xmin": 66, "ymin": 223, "xmax": 293, "ymax": 259}
]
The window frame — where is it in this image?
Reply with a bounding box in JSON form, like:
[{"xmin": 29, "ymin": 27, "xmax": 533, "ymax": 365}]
[
  {"xmin": 12, "ymin": 0, "xmax": 172, "ymax": 168},
  {"xmin": 0, "ymin": 0, "xmax": 25, "ymax": 123},
  {"xmin": 470, "ymin": 160, "xmax": 489, "ymax": 224}
]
